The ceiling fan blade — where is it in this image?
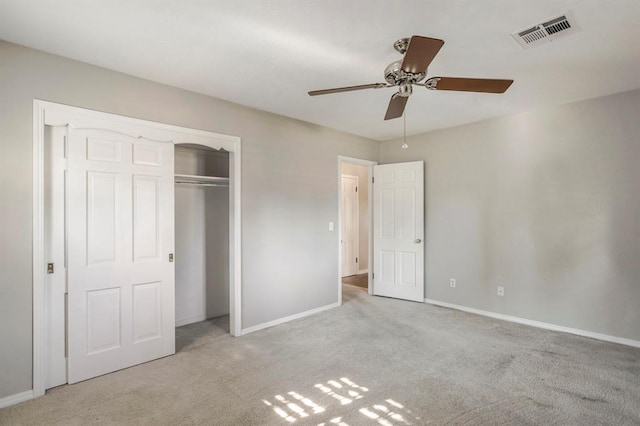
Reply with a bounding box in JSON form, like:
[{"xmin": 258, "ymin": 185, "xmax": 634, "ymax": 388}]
[
  {"xmin": 401, "ymin": 36, "xmax": 445, "ymax": 74},
  {"xmin": 384, "ymin": 93, "xmax": 408, "ymax": 120},
  {"xmin": 429, "ymin": 77, "xmax": 514, "ymax": 93},
  {"xmin": 308, "ymin": 83, "xmax": 387, "ymax": 96}
]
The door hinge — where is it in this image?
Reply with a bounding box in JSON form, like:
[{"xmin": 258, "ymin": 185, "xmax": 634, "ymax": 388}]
[
  {"xmin": 372, "ymin": 177, "xmax": 375, "ymax": 183},
  {"xmin": 355, "ymin": 186, "xmax": 358, "ymax": 193},
  {"xmin": 47, "ymin": 263, "xmax": 54, "ymax": 274},
  {"xmin": 373, "ymin": 273, "xmax": 375, "ymax": 279},
  {"xmin": 169, "ymin": 253, "xmax": 174, "ymax": 263},
  {"xmin": 356, "ymin": 257, "xmax": 358, "ymax": 263}
]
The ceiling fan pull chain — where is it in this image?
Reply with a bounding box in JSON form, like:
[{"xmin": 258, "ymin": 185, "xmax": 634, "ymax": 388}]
[{"xmin": 402, "ymin": 113, "xmax": 408, "ymax": 149}]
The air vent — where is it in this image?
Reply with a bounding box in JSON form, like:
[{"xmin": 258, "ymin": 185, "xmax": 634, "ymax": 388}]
[{"xmin": 512, "ymin": 11, "xmax": 580, "ymax": 49}]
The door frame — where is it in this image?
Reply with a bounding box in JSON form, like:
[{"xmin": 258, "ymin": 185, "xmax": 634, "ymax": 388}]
[
  {"xmin": 337, "ymin": 156, "xmax": 376, "ymax": 304},
  {"xmin": 340, "ymin": 174, "xmax": 359, "ymax": 278},
  {"xmin": 32, "ymin": 100, "xmax": 242, "ymax": 397}
]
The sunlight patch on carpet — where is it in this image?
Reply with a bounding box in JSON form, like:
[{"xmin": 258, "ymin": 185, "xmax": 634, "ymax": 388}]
[{"xmin": 262, "ymin": 377, "xmax": 420, "ymax": 425}]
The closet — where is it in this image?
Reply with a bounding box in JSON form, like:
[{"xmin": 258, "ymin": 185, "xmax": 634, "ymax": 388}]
[
  {"xmin": 174, "ymin": 144, "xmax": 230, "ymax": 327},
  {"xmin": 37, "ymin": 101, "xmax": 242, "ymax": 392}
]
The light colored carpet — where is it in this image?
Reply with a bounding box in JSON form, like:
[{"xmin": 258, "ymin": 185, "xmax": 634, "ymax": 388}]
[{"xmin": 1, "ymin": 285, "xmax": 639, "ymax": 425}]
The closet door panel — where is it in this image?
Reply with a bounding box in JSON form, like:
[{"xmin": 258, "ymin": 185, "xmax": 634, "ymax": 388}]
[
  {"xmin": 67, "ymin": 128, "xmax": 174, "ymax": 384},
  {"xmin": 132, "ymin": 282, "xmax": 162, "ymax": 343},
  {"xmin": 87, "ymin": 137, "xmax": 122, "ymax": 163},
  {"xmin": 86, "ymin": 287, "xmax": 121, "ymax": 354},
  {"xmin": 133, "ymin": 141, "xmax": 163, "ymax": 166},
  {"xmin": 87, "ymin": 171, "xmax": 119, "ymax": 264},
  {"xmin": 133, "ymin": 175, "xmax": 160, "ymax": 261}
]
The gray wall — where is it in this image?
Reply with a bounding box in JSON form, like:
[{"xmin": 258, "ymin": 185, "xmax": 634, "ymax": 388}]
[
  {"xmin": 0, "ymin": 40, "xmax": 379, "ymax": 398},
  {"xmin": 381, "ymin": 89, "xmax": 640, "ymax": 342},
  {"xmin": 341, "ymin": 163, "xmax": 369, "ymax": 272}
]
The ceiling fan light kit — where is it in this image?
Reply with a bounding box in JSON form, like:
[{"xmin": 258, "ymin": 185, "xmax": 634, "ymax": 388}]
[
  {"xmin": 398, "ymin": 82, "xmax": 412, "ymax": 97},
  {"xmin": 308, "ymin": 35, "xmax": 514, "ymax": 121}
]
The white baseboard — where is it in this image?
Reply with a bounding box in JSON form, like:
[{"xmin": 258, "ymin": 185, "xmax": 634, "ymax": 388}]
[
  {"xmin": 241, "ymin": 302, "xmax": 340, "ymax": 335},
  {"xmin": 424, "ymin": 298, "xmax": 640, "ymax": 349},
  {"xmin": 0, "ymin": 390, "xmax": 34, "ymax": 409},
  {"xmin": 176, "ymin": 311, "xmax": 231, "ymax": 327},
  {"xmin": 175, "ymin": 313, "xmax": 207, "ymax": 327},
  {"xmin": 207, "ymin": 310, "xmax": 231, "ymax": 320},
  {"xmin": 358, "ymin": 269, "xmax": 369, "ymax": 275}
]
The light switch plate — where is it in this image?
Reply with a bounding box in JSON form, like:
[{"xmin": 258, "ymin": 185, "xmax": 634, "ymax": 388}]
[{"xmin": 329, "ymin": 221, "xmax": 334, "ymax": 231}]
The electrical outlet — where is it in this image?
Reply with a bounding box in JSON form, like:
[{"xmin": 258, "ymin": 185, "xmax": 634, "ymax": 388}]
[
  {"xmin": 497, "ymin": 286, "xmax": 505, "ymax": 296},
  {"xmin": 450, "ymin": 278, "xmax": 456, "ymax": 288}
]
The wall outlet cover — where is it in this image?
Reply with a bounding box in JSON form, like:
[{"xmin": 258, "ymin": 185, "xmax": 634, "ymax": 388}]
[{"xmin": 450, "ymin": 278, "xmax": 456, "ymax": 288}]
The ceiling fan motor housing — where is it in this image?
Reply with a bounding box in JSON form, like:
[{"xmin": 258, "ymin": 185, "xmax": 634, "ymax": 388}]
[{"xmin": 384, "ymin": 60, "xmax": 426, "ymax": 86}]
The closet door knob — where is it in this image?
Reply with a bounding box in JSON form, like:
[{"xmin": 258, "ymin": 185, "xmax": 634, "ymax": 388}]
[{"xmin": 415, "ymin": 239, "xmax": 422, "ymax": 244}]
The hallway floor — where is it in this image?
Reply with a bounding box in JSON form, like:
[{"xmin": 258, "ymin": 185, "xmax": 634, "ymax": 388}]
[{"xmin": 342, "ymin": 273, "xmax": 368, "ymax": 289}]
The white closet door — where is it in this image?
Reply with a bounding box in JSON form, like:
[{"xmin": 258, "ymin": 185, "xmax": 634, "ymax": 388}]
[
  {"xmin": 67, "ymin": 128, "xmax": 175, "ymax": 384},
  {"xmin": 44, "ymin": 126, "xmax": 68, "ymax": 389},
  {"xmin": 373, "ymin": 161, "xmax": 424, "ymax": 302}
]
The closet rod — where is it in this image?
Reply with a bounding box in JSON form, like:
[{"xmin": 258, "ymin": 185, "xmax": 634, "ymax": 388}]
[
  {"xmin": 175, "ymin": 180, "xmax": 228, "ymax": 187},
  {"xmin": 175, "ymin": 173, "xmax": 228, "ymax": 183}
]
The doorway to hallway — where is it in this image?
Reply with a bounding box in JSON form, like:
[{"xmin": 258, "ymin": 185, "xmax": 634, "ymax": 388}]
[{"xmin": 338, "ymin": 157, "xmax": 375, "ymax": 299}]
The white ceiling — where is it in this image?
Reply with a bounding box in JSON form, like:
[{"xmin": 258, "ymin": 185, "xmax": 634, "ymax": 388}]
[{"xmin": 0, "ymin": 0, "xmax": 639, "ymax": 140}]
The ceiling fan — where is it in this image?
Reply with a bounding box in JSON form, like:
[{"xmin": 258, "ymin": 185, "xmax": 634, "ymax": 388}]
[{"xmin": 308, "ymin": 36, "xmax": 514, "ymax": 120}]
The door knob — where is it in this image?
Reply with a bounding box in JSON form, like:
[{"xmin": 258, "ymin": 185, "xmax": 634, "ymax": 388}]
[{"xmin": 415, "ymin": 239, "xmax": 422, "ymax": 244}]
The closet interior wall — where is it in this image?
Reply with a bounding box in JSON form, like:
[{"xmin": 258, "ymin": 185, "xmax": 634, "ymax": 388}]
[{"xmin": 174, "ymin": 145, "xmax": 230, "ymax": 327}]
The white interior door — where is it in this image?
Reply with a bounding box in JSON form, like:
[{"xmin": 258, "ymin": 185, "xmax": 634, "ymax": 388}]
[
  {"xmin": 67, "ymin": 128, "xmax": 175, "ymax": 384},
  {"xmin": 373, "ymin": 161, "xmax": 424, "ymax": 302},
  {"xmin": 341, "ymin": 175, "xmax": 359, "ymax": 277}
]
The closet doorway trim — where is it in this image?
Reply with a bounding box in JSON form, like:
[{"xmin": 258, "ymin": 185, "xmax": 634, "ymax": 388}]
[{"xmin": 32, "ymin": 100, "xmax": 242, "ymax": 398}]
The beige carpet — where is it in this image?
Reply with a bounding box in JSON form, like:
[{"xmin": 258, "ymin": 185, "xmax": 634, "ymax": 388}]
[{"xmin": 1, "ymin": 285, "xmax": 639, "ymax": 425}]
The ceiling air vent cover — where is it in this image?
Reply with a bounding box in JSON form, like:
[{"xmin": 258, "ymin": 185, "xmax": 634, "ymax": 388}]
[{"xmin": 512, "ymin": 11, "xmax": 580, "ymax": 49}]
